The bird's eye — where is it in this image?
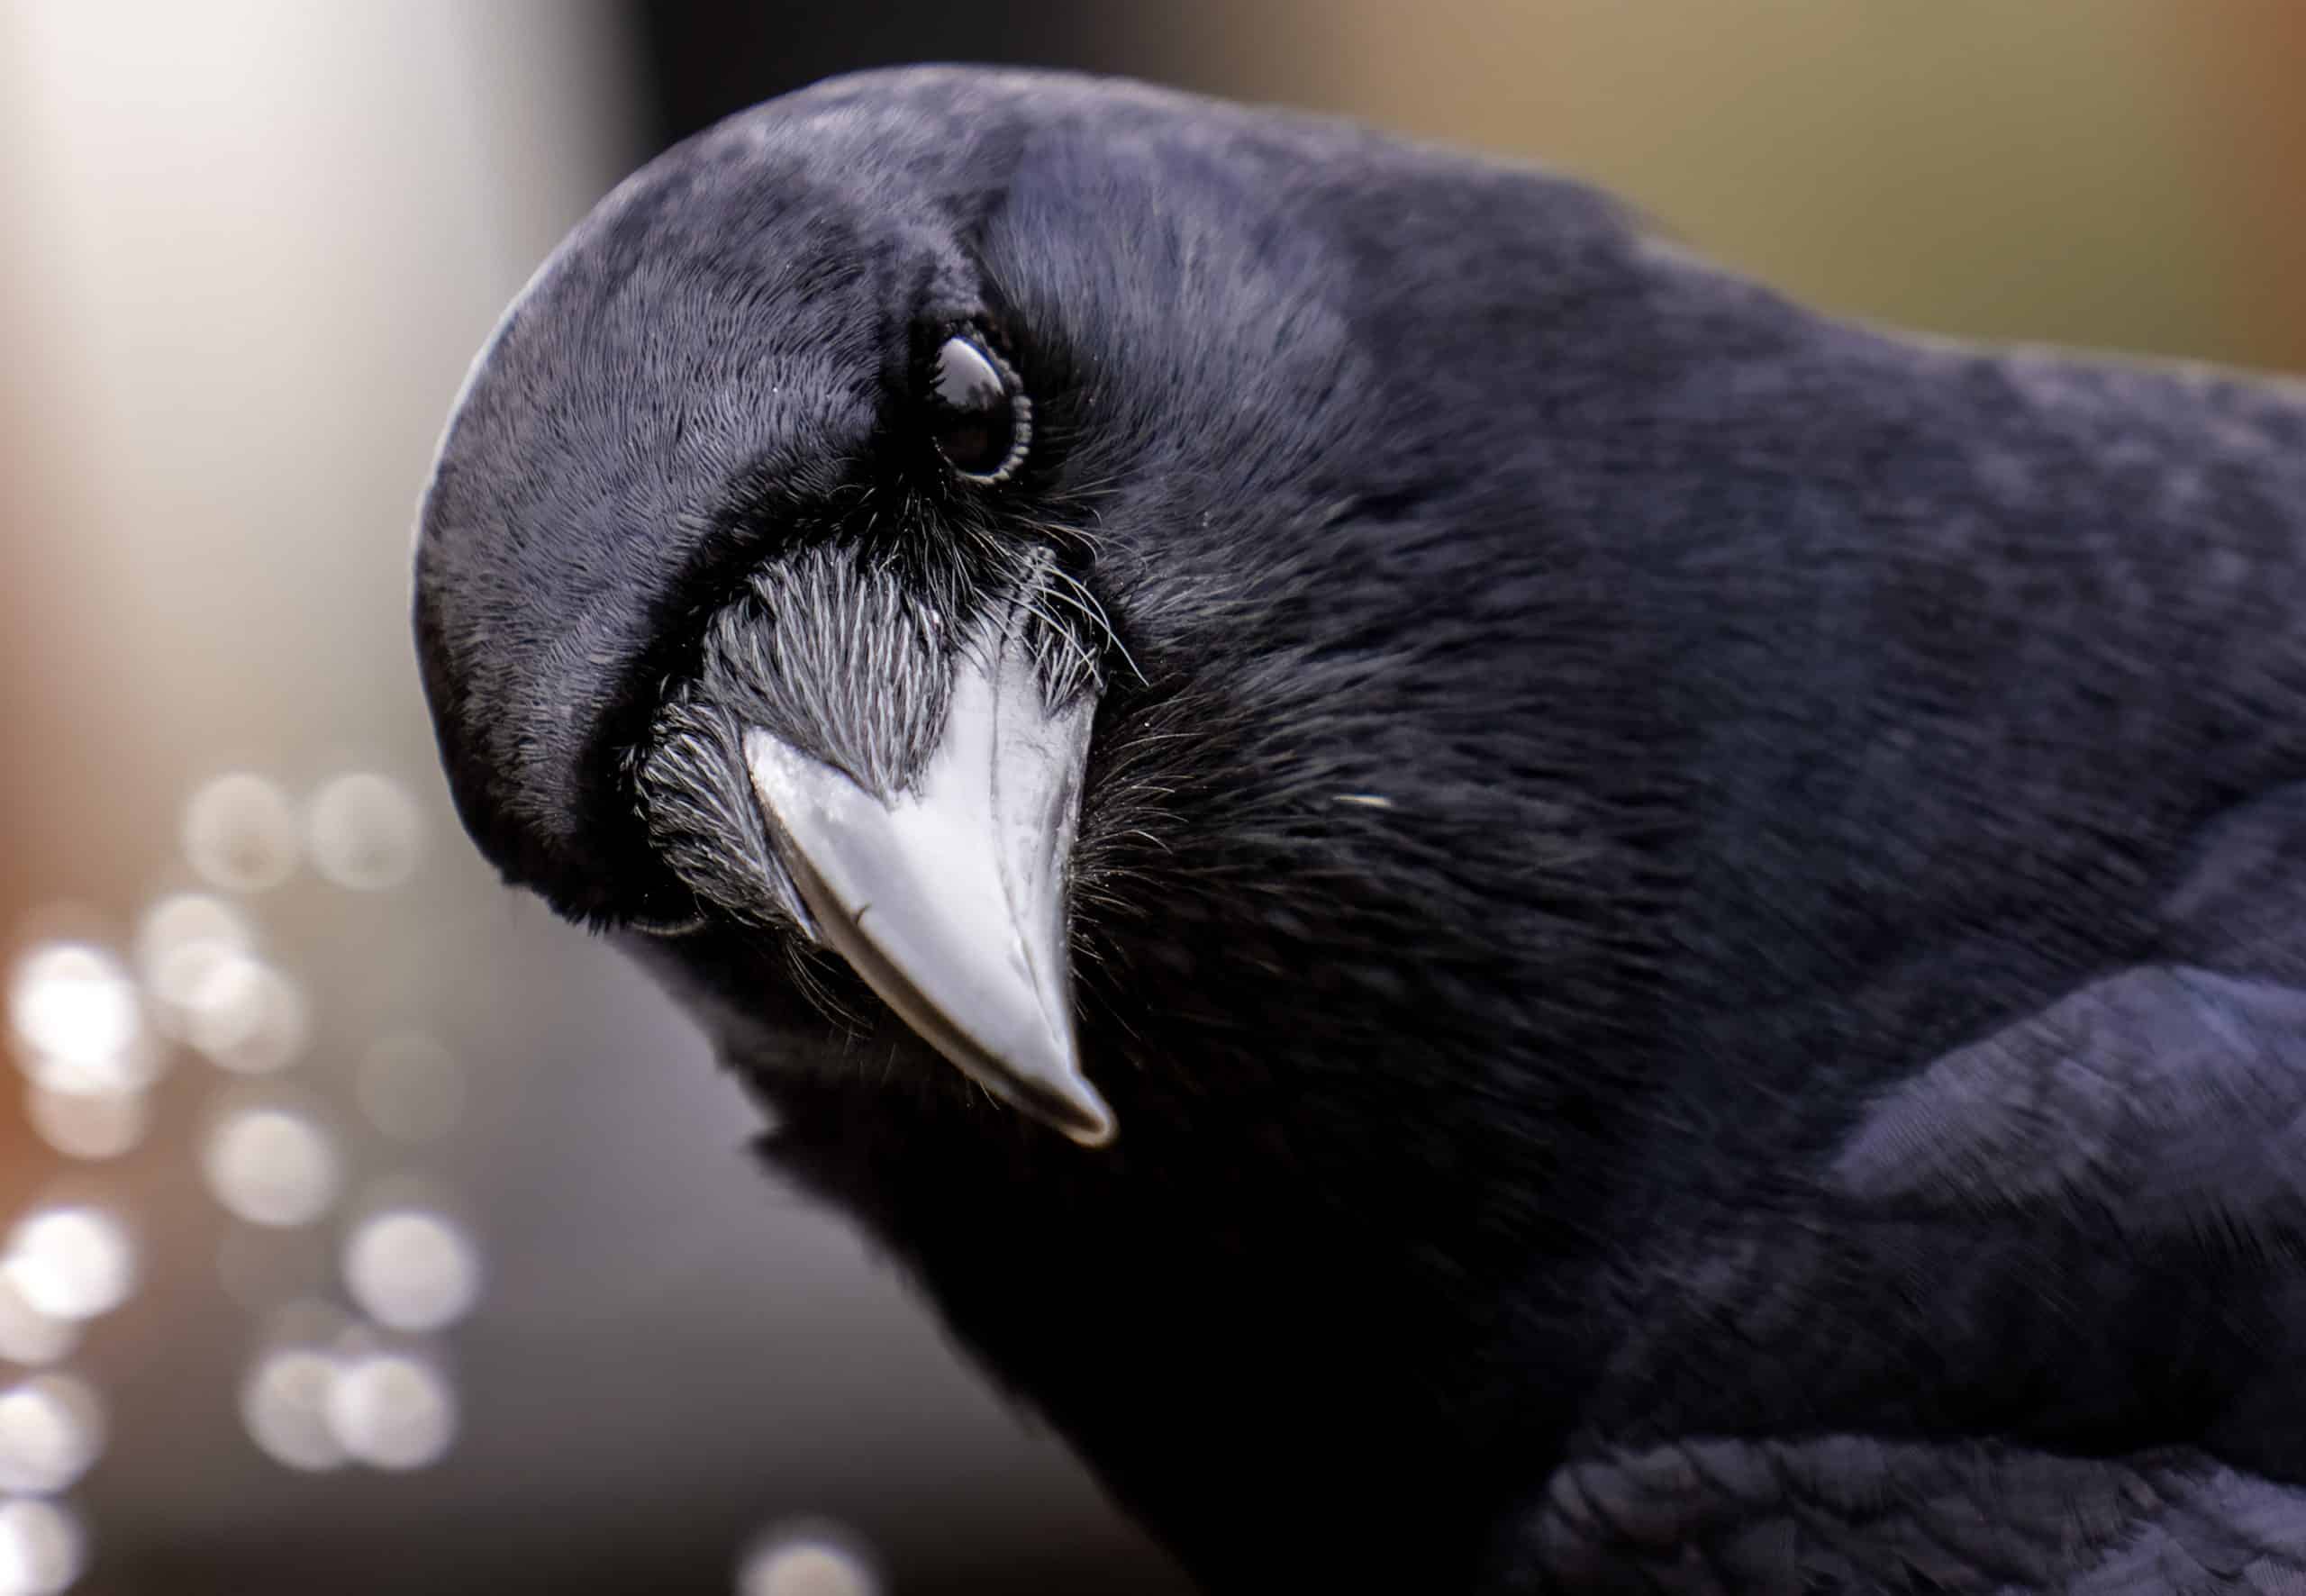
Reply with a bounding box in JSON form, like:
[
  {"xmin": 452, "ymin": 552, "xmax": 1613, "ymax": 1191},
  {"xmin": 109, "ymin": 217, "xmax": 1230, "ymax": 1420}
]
[{"xmin": 926, "ymin": 333, "xmax": 1029, "ymax": 481}]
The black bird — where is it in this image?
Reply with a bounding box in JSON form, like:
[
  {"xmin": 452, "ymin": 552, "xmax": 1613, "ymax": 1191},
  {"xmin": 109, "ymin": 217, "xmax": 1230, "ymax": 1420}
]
[{"xmin": 414, "ymin": 67, "xmax": 2306, "ymax": 1592}]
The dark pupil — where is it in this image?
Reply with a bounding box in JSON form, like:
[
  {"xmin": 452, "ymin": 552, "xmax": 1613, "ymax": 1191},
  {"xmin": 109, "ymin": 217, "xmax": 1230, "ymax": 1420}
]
[{"xmin": 930, "ymin": 337, "xmax": 1013, "ymax": 475}]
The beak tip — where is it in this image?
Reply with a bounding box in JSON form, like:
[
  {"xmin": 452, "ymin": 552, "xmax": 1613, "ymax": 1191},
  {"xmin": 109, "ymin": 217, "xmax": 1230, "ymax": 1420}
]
[
  {"xmin": 1057, "ymin": 1091, "xmax": 1118, "ymax": 1149},
  {"xmin": 1016, "ymin": 1041, "xmax": 1118, "ymax": 1148}
]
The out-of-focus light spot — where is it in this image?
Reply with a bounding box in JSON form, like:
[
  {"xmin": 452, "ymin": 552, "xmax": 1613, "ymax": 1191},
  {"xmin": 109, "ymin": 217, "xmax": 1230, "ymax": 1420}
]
[
  {"xmin": 202, "ymin": 1108, "xmax": 340, "ymax": 1229},
  {"xmin": 241, "ymin": 1347, "xmax": 348, "ymax": 1472},
  {"xmin": 738, "ymin": 1527, "xmax": 881, "ymax": 1596},
  {"xmin": 6, "ymin": 947, "xmax": 152, "ymax": 1093},
  {"xmin": 134, "ymin": 893, "xmax": 250, "ymax": 979},
  {"xmin": 0, "ymin": 1377, "xmax": 102, "ymax": 1497},
  {"xmin": 5, "ymin": 947, "xmax": 136, "ymax": 1066},
  {"xmin": 341, "ymin": 1209, "xmax": 479, "ymax": 1332},
  {"xmin": 0, "ymin": 1498, "xmax": 82, "ymax": 1596},
  {"xmin": 180, "ymin": 953, "xmax": 307, "ymax": 1074},
  {"xmin": 182, "ymin": 773, "xmax": 299, "ymax": 893},
  {"xmin": 0, "ymin": 1279, "xmax": 75, "ymax": 1372},
  {"xmin": 324, "ymin": 1350, "xmax": 455, "ymax": 1471},
  {"xmin": 22, "ymin": 1082, "xmax": 148, "ymax": 1163},
  {"xmin": 307, "ymin": 773, "xmax": 422, "ymax": 892},
  {"xmin": 145, "ymin": 944, "xmax": 235, "ymax": 1043},
  {"xmin": 12, "ymin": 1047, "xmax": 161, "ymax": 1102},
  {"xmin": 354, "ymin": 1035, "xmax": 463, "ymax": 1143},
  {"xmin": 136, "ymin": 893, "xmax": 254, "ymax": 1040},
  {"xmin": 1, "ymin": 1211, "xmax": 133, "ymax": 1322}
]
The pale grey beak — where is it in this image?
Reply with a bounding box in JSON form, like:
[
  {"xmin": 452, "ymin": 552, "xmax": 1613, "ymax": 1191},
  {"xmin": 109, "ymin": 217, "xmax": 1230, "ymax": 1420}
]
[{"xmin": 743, "ymin": 597, "xmax": 1114, "ymax": 1146}]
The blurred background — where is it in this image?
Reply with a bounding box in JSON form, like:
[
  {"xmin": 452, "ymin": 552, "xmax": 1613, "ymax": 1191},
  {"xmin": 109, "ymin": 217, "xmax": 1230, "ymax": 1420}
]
[{"xmin": 0, "ymin": 3, "xmax": 2299, "ymax": 1591}]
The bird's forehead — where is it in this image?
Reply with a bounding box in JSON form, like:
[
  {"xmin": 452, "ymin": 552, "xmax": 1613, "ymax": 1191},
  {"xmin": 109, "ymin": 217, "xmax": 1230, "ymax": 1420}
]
[
  {"xmin": 422, "ymin": 68, "xmax": 1073, "ymax": 558},
  {"xmin": 422, "ymin": 63, "xmax": 1303, "ymax": 575},
  {"xmin": 419, "ymin": 149, "xmax": 886, "ymax": 657}
]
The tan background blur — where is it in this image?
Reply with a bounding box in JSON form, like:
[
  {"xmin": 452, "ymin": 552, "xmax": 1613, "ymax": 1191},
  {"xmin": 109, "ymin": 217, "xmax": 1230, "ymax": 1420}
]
[{"xmin": 0, "ymin": 4, "xmax": 2299, "ymax": 1591}]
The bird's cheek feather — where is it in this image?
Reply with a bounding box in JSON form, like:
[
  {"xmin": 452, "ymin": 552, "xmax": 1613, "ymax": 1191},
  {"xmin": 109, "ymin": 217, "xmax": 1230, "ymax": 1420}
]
[{"xmin": 742, "ymin": 583, "xmax": 1115, "ymax": 1146}]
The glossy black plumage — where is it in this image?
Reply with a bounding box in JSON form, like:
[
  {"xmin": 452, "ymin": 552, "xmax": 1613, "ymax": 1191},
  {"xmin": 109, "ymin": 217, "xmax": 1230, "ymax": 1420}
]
[{"xmin": 413, "ymin": 67, "xmax": 2306, "ymax": 1592}]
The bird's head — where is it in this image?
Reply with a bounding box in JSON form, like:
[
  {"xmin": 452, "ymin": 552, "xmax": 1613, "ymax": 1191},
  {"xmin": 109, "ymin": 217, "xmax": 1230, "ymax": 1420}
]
[
  {"xmin": 417, "ymin": 67, "xmax": 1666, "ymax": 1155},
  {"xmin": 420, "ymin": 70, "xmax": 1173, "ymax": 1142}
]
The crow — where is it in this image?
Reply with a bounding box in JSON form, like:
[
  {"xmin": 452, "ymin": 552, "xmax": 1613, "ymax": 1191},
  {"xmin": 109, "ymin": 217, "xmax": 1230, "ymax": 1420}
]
[{"xmin": 413, "ymin": 66, "xmax": 2306, "ymax": 1593}]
